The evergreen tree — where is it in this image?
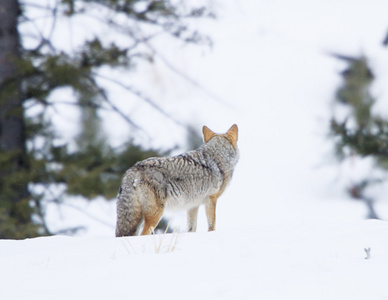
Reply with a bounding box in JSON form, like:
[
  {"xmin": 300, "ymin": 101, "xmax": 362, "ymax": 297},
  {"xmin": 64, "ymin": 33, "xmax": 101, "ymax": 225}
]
[
  {"xmin": 0, "ymin": 0, "xmax": 36, "ymax": 238},
  {"xmin": 330, "ymin": 54, "xmax": 388, "ymax": 219},
  {"xmin": 0, "ymin": 0, "xmax": 213, "ymax": 238}
]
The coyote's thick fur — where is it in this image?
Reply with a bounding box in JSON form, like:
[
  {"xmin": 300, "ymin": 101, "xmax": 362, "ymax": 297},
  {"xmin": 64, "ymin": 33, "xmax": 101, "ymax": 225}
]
[{"xmin": 115, "ymin": 124, "xmax": 239, "ymax": 236}]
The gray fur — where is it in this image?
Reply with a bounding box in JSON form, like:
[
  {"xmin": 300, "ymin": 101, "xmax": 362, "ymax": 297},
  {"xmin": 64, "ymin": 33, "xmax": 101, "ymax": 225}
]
[{"xmin": 116, "ymin": 129, "xmax": 239, "ymax": 237}]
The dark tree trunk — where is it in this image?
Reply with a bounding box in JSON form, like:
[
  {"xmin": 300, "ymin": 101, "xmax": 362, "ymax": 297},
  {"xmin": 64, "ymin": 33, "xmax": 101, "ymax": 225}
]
[
  {"xmin": 0, "ymin": 0, "xmax": 35, "ymax": 238},
  {"xmin": 0, "ymin": 2, "xmax": 24, "ymax": 150}
]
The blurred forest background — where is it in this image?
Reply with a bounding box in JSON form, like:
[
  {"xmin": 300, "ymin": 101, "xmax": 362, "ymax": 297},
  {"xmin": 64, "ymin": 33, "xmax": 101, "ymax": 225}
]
[
  {"xmin": 0, "ymin": 0, "xmax": 210, "ymax": 238},
  {"xmin": 1, "ymin": 0, "xmax": 388, "ymax": 239}
]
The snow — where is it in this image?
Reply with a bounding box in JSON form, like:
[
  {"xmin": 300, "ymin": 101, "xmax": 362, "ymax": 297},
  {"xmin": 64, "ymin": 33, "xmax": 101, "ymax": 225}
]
[
  {"xmin": 6, "ymin": 0, "xmax": 388, "ymax": 298},
  {"xmin": 1, "ymin": 220, "xmax": 388, "ymax": 299}
]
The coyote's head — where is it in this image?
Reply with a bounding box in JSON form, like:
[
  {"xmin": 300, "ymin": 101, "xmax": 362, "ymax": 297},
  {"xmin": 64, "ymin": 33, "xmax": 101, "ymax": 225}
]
[{"xmin": 202, "ymin": 124, "xmax": 238, "ymax": 150}]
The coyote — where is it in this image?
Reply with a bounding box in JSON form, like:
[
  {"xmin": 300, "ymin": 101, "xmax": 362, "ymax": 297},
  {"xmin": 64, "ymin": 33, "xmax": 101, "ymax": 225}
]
[{"xmin": 115, "ymin": 124, "xmax": 239, "ymax": 236}]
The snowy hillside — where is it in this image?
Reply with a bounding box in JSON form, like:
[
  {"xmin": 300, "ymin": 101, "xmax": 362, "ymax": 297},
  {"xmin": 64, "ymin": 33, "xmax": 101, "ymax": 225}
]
[{"xmin": 1, "ymin": 220, "xmax": 388, "ymax": 300}]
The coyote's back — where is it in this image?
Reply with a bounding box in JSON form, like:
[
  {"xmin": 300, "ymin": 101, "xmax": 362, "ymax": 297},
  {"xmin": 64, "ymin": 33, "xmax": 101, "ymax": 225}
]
[{"xmin": 116, "ymin": 124, "xmax": 239, "ymax": 236}]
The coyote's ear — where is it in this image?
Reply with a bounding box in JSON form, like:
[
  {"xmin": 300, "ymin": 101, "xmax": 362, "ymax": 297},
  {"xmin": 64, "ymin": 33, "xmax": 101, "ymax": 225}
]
[
  {"xmin": 203, "ymin": 125, "xmax": 216, "ymax": 143},
  {"xmin": 225, "ymin": 124, "xmax": 238, "ymax": 148}
]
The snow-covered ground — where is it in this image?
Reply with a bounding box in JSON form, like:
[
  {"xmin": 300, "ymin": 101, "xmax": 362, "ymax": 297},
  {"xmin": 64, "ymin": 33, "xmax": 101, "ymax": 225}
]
[
  {"xmin": 4, "ymin": 1, "xmax": 388, "ymax": 298},
  {"xmin": 1, "ymin": 220, "xmax": 388, "ymax": 299}
]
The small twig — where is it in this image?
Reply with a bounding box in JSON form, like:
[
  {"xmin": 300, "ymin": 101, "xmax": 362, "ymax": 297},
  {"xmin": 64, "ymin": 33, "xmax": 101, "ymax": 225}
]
[
  {"xmin": 19, "ymin": 12, "xmax": 56, "ymax": 52},
  {"xmin": 152, "ymin": 216, "xmax": 179, "ymax": 254},
  {"xmin": 167, "ymin": 227, "xmax": 181, "ymax": 253},
  {"xmin": 47, "ymin": 0, "xmax": 60, "ymax": 42},
  {"xmin": 364, "ymin": 247, "xmax": 371, "ymax": 259}
]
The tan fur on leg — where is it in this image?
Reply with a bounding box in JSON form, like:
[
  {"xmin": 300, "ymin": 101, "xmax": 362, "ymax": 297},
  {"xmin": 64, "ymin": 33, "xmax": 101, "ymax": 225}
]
[
  {"xmin": 205, "ymin": 195, "xmax": 218, "ymax": 231},
  {"xmin": 141, "ymin": 209, "xmax": 164, "ymax": 235}
]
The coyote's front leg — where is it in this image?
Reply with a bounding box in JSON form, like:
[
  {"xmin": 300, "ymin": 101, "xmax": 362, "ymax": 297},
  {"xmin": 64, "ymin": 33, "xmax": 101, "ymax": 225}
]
[
  {"xmin": 205, "ymin": 195, "xmax": 218, "ymax": 231},
  {"xmin": 187, "ymin": 207, "xmax": 199, "ymax": 232}
]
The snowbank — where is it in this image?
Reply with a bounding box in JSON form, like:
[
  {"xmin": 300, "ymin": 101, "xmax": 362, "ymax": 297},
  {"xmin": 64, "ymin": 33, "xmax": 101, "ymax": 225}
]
[{"xmin": 1, "ymin": 220, "xmax": 387, "ymax": 300}]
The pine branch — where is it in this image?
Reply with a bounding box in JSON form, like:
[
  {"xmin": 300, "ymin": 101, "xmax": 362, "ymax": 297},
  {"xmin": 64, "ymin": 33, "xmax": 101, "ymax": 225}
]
[{"xmin": 94, "ymin": 72, "xmax": 188, "ymax": 129}]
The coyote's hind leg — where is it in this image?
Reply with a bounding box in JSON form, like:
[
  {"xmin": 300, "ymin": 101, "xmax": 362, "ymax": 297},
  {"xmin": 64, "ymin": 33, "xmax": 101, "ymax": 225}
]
[{"xmin": 141, "ymin": 208, "xmax": 164, "ymax": 235}]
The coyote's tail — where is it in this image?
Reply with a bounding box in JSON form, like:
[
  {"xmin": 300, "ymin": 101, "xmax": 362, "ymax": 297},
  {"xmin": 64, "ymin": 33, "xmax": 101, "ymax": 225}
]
[{"xmin": 115, "ymin": 171, "xmax": 143, "ymax": 237}]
